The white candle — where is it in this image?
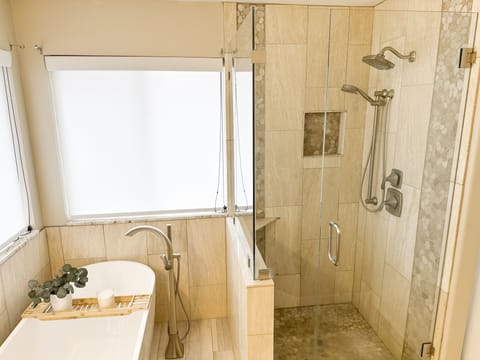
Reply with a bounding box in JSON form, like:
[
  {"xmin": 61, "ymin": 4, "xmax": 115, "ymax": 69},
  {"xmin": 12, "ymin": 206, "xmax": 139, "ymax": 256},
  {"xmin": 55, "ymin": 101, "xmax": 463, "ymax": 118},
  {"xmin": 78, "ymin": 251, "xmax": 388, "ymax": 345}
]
[{"xmin": 97, "ymin": 289, "xmax": 115, "ymax": 309}]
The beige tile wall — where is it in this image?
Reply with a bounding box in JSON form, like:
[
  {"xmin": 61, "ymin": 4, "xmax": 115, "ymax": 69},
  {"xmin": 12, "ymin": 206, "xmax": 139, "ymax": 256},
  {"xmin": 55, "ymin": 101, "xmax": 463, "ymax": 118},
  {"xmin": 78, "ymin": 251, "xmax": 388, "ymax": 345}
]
[
  {"xmin": 264, "ymin": 5, "xmax": 373, "ymax": 308},
  {"xmin": 46, "ymin": 216, "xmax": 227, "ymax": 322},
  {"xmin": 226, "ymin": 218, "xmax": 274, "ymax": 360},
  {"xmin": 353, "ymin": 3, "xmax": 443, "ymax": 359},
  {"xmin": 0, "ymin": 230, "xmax": 51, "ymax": 343}
]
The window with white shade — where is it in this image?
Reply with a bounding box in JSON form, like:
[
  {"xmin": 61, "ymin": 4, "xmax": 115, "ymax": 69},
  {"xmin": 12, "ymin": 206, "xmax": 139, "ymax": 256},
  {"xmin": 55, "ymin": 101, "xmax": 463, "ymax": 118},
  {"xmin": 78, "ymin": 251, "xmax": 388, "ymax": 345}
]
[
  {"xmin": 47, "ymin": 57, "xmax": 225, "ymax": 219},
  {"xmin": 0, "ymin": 50, "xmax": 29, "ymax": 247}
]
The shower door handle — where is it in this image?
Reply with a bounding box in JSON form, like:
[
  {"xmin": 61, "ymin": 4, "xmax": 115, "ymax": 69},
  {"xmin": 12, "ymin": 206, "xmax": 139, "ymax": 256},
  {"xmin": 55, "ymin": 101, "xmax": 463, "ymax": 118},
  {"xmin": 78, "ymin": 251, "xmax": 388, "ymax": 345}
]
[{"xmin": 328, "ymin": 221, "xmax": 341, "ymax": 266}]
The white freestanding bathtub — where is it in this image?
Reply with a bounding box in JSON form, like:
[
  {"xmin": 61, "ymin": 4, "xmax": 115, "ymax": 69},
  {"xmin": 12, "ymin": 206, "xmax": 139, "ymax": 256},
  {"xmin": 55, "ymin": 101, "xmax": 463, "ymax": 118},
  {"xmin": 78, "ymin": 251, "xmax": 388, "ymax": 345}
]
[{"xmin": 0, "ymin": 261, "xmax": 156, "ymax": 360}]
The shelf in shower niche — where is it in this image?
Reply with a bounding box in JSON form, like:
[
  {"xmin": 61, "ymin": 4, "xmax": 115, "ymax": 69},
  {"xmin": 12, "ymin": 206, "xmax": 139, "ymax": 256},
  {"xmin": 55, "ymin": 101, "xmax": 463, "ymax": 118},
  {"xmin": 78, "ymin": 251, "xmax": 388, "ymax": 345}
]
[{"xmin": 21, "ymin": 294, "xmax": 151, "ymax": 321}]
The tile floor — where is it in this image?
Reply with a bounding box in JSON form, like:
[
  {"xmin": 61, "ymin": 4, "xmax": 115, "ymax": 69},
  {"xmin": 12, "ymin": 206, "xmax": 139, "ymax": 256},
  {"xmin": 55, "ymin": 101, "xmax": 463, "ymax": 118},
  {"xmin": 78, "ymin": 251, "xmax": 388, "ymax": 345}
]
[
  {"xmin": 150, "ymin": 318, "xmax": 234, "ymax": 360},
  {"xmin": 274, "ymin": 304, "xmax": 395, "ymax": 360},
  {"xmin": 151, "ymin": 305, "xmax": 394, "ymax": 360}
]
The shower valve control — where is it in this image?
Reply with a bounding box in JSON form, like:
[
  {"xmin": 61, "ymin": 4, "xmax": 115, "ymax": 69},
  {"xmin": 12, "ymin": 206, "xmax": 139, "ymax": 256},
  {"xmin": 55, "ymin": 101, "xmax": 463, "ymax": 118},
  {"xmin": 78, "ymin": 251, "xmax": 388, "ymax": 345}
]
[
  {"xmin": 385, "ymin": 188, "xmax": 403, "ymax": 217},
  {"xmin": 382, "ymin": 169, "xmax": 403, "ymax": 190}
]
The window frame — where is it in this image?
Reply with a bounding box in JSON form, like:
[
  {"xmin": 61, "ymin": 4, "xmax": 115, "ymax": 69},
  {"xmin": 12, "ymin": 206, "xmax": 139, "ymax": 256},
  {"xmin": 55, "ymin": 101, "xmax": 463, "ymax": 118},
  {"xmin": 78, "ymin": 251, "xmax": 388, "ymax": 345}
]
[
  {"xmin": 0, "ymin": 49, "xmax": 30, "ymax": 250},
  {"xmin": 46, "ymin": 56, "xmax": 227, "ymax": 221}
]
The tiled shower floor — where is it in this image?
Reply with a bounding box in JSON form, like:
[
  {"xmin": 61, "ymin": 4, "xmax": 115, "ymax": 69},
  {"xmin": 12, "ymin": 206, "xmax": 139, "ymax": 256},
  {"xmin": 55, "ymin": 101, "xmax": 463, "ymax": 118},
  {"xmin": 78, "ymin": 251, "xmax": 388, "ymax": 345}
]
[{"xmin": 275, "ymin": 304, "xmax": 395, "ymax": 360}]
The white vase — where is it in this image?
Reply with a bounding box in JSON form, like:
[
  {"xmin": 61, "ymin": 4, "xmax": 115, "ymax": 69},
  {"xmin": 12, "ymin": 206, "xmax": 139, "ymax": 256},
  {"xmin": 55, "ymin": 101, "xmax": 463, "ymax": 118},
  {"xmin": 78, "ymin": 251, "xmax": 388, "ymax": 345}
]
[{"xmin": 50, "ymin": 293, "xmax": 73, "ymax": 312}]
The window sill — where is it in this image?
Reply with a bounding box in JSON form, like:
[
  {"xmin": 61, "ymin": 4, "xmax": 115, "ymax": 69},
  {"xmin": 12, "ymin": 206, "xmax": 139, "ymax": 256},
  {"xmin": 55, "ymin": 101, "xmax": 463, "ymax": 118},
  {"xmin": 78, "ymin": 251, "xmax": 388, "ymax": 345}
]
[
  {"xmin": 0, "ymin": 229, "xmax": 40, "ymax": 265},
  {"xmin": 65, "ymin": 210, "xmax": 228, "ymax": 226}
]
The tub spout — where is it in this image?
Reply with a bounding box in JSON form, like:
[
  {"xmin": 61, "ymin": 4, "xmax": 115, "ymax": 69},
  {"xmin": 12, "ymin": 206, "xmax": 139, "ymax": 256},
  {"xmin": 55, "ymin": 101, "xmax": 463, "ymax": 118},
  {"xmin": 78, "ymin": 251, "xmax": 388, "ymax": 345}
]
[{"xmin": 125, "ymin": 225, "xmax": 174, "ymax": 270}]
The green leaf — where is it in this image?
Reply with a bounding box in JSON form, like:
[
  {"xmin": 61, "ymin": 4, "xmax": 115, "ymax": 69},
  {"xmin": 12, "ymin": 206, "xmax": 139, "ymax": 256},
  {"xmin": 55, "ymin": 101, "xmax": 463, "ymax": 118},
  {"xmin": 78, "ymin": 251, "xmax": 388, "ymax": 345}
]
[
  {"xmin": 41, "ymin": 289, "xmax": 50, "ymax": 299},
  {"xmin": 28, "ymin": 280, "xmax": 39, "ymax": 289},
  {"xmin": 44, "ymin": 281, "xmax": 53, "ymax": 289},
  {"xmin": 56, "ymin": 287, "xmax": 67, "ymax": 298},
  {"xmin": 32, "ymin": 297, "xmax": 41, "ymax": 305},
  {"xmin": 78, "ymin": 268, "xmax": 88, "ymax": 277},
  {"xmin": 62, "ymin": 264, "xmax": 72, "ymax": 272},
  {"xmin": 28, "ymin": 290, "xmax": 36, "ymax": 299}
]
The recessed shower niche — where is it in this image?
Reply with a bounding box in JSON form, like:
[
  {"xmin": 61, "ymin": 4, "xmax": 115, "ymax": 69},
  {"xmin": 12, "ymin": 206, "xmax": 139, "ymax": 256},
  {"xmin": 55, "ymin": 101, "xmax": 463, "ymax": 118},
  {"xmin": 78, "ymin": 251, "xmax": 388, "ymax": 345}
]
[{"xmin": 303, "ymin": 111, "xmax": 345, "ymax": 156}]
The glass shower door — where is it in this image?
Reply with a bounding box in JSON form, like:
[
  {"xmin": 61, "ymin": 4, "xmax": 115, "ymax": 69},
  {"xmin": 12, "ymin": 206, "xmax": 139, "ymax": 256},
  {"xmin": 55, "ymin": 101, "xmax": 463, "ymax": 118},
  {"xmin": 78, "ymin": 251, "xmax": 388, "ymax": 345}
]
[{"xmin": 314, "ymin": 7, "xmax": 479, "ymax": 360}]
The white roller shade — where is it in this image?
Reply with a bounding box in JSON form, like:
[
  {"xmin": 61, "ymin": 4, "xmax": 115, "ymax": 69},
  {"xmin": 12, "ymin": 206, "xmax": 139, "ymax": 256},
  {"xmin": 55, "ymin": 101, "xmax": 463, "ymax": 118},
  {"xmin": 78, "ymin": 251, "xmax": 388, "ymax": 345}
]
[{"xmin": 45, "ymin": 56, "xmax": 223, "ymax": 72}]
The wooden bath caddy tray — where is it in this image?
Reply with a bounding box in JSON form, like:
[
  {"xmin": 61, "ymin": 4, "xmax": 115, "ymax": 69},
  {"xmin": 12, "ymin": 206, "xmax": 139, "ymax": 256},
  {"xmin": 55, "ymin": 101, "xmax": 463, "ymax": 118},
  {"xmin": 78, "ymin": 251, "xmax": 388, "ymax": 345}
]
[{"xmin": 21, "ymin": 294, "xmax": 151, "ymax": 321}]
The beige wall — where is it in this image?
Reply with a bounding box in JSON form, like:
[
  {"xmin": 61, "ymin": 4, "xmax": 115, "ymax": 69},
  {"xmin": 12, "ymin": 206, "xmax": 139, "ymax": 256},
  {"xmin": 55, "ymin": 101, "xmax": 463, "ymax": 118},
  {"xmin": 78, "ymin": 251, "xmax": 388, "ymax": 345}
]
[
  {"xmin": 9, "ymin": 0, "xmax": 225, "ymax": 225},
  {"xmin": 0, "ymin": 0, "xmax": 14, "ymax": 49},
  {"xmin": 460, "ymin": 10, "xmax": 480, "ymax": 360},
  {"xmin": 263, "ymin": 4, "xmax": 372, "ymax": 308},
  {"xmin": 46, "ymin": 216, "xmax": 227, "ymax": 322},
  {"xmin": 462, "ymin": 258, "xmax": 480, "ymax": 359},
  {"xmin": 226, "ymin": 218, "xmax": 274, "ymax": 360}
]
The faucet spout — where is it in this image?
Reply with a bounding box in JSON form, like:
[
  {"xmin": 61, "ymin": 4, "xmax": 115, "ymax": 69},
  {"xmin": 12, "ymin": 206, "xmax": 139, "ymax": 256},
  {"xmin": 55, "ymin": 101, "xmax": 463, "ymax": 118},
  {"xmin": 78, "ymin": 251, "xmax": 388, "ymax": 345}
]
[{"xmin": 125, "ymin": 225, "xmax": 174, "ymax": 270}]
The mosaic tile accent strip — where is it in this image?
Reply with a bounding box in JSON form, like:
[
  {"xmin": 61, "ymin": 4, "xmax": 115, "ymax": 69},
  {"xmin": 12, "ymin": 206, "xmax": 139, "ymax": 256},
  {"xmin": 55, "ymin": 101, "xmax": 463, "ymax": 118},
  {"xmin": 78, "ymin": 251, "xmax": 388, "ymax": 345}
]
[
  {"xmin": 442, "ymin": 0, "xmax": 473, "ymax": 11},
  {"xmin": 237, "ymin": 3, "xmax": 251, "ymax": 30},
  {"xmin": 304, "ymin": 112, "xmax": 342, "ymax": 156},
  {"xmin": 255, "ymin": 62, "xmax": 266, "ymax": 219},
  {"xmin": 237, "ymin": 3, "xmax": 266, "ymax": 50},
  {"xmin": 236, "ymin": 3, "xmax": 266, "ymax": 220},
  {"xmin": 275, "ymin": 304, "xmax": 394, "ymax": 360},
  {"xmin": 402, "ymin": 5, "xmax": 474, "ymax": 360}
]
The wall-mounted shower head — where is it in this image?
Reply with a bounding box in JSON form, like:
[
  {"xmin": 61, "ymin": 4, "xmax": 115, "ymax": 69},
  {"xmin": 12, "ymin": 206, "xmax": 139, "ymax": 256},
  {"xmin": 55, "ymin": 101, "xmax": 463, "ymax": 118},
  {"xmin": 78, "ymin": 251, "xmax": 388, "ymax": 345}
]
[
  {"xmin": 362, "ymin": 46, "xmax": 416, "ymax": 70},
  {"xmin": 341, "ymin": 84, "xmax": 381, "ymax": 106},
  {"xmin": 362, "ymin": 54, "xmax": 395, "ymax": 70}
]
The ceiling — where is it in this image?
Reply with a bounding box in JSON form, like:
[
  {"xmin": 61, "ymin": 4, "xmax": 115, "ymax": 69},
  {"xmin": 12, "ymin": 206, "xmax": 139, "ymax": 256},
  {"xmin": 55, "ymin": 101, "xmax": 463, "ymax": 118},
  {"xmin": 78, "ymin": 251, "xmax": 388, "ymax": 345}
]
[{"xmin": 189, "ymin": 0, "xmax": 385, "ymax": 6}]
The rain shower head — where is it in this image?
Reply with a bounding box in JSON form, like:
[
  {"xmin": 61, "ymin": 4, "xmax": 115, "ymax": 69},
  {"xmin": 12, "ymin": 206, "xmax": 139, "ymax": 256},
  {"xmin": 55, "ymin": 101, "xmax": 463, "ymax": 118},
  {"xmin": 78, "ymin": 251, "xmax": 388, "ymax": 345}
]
[
  {"xmin": 362, "ymin": 46, "xmax": 416, "ymax": 70},
  {"xmin": 341, "ymin": 84, "xmax": 380, "ymax": 106},
  {"xmin": 362, "ymin": 54, "xmax": 395, "ymax": 70}
]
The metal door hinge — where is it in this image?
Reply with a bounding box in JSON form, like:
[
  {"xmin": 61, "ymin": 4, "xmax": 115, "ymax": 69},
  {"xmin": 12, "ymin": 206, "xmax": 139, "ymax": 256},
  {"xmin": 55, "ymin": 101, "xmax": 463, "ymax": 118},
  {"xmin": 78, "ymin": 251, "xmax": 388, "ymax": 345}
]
[
  {"xmin": 459, "ymin": 48, "xmax": 476, "ymax": 68},
  {"xmin": 257, "ymin": 268, "xmax": 271, "ymax": 280},
  {"xmin": 421, "ymin": 342, "xmax": 435, "ymax": 357}
]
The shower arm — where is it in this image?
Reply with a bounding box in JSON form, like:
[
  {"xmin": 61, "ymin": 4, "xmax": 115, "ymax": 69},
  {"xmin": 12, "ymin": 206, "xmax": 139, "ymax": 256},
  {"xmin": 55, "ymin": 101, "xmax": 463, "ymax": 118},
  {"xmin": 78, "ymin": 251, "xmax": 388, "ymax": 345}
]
[{"xmin": 380, "ymin": 46, "xmax": 416, "ymax": 62}]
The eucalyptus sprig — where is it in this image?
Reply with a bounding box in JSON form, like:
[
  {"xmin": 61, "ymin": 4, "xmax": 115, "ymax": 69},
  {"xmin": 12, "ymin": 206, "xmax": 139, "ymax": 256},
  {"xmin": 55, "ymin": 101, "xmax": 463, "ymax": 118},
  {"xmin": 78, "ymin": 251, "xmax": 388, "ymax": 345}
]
[{"xmin": 27, "ymin": 264, "xmax": 88, "ymax": 305}]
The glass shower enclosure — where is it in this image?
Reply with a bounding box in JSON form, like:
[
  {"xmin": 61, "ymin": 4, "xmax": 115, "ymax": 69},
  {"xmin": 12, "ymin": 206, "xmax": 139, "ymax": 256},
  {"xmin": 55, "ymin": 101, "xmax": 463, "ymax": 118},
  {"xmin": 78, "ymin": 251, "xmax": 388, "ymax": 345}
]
[{"xmin": 234, "ymin": 2, "xmax": 478, "ymax": 359}]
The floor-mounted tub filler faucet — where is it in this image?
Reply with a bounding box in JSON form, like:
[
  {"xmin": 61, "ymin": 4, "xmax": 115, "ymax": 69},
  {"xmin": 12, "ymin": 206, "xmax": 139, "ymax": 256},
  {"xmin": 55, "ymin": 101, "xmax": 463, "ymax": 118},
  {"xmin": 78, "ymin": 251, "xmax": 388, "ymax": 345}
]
[{"xmin": 125, "ymin": 225, "xmax": 188, "ymax": 359}]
